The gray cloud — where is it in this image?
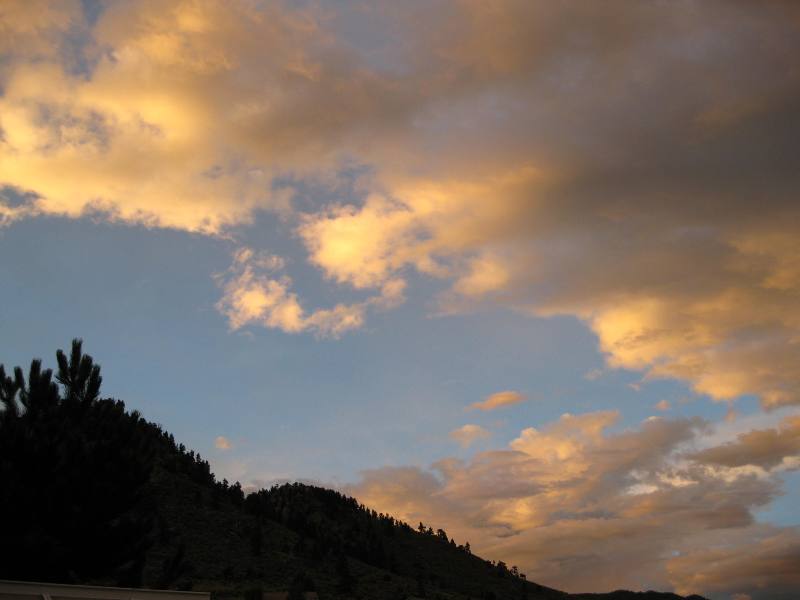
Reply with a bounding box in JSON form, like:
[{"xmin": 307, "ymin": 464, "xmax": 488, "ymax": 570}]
[{"xmin": 689, "ymin": 416, "xmax": 800, "ymax": 470}]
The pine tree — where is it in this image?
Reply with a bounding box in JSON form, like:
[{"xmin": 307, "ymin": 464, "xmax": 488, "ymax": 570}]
[
  {"xmin": 19, "ymin": 359, "xmax": 59, "ymax": 412},
  {"xmin": 0, "ymin": 341, "xmax": 153, "ymax": 584},
  {"xmin": 0, "ymin": 365, "xmax": 21, "ymax": 421},
  {"xmin": 56, "ymin": 338, "xmax": 101, "ymax": 406}
]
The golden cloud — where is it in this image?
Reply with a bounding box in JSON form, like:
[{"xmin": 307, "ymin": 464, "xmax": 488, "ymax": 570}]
[
  {"xmin": 0, "ymin": 1, "xmax": 80, "ymax": 62},
  {"xmin": 469, "ymin": 390, "xmax": 527, "ymax": 412},
  {"xmin": 0, "ymin": 0, "xmax": 413, "ymax": 233},
  {"xmin": 348, "ymin": 410, "xmax": 799, "ymax": 597},
  {"xmin": 2, "ymin": 1, "xmax": 800, "ymax": 410},
  {"xmin": 215, "ymin": 247, "xmax": 404, "ymax": 337}
]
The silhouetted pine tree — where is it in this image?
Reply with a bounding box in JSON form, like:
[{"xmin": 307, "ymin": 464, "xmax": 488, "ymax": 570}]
[
  {"xmin": 0, "ymin": 342, "xmax": 152, "ymax": 584},
  {"xmin": 56, "ymin": 339, "xmax": 101, "ymax": 406},
  {"xmin": 0, "ymin": 364, "xmax": 21, "ymax": 421}
]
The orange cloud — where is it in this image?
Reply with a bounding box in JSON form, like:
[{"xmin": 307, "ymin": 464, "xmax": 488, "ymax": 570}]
[
  {"xmin": 2, "ymin": 0, "xmax": 800, "ymax": 409},
  {"xmin": 215, "ymin": 247, "xmax": 404, "ymax": 337},
  {"xmin": 214, "ymin": 435, "xmax": 231, "ymax": 450},
  {"xmin": 469, "ymin": 390, "xmax": 527, "ymax": 412},
  {"xmin": 348, "ymin": 410, "xmax": 799, "ymax": 597},
  {"xmin": 0, "ymin": 0, "xmax": 414, "ymax": 234},
  {"xmin": 0, "ymin": 1, "xmax": 80, "ymax": 62}
]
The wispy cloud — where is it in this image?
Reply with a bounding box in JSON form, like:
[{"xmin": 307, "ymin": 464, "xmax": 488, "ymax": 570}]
[
  {"xmin": 469, "ymin": 390, "xmax": 527, "ymax": 412},
  {"xmin": 449, "ymin": 424, "xmax": 491, "ymax": 448},
  {"xmin": 214, "ymin": 247, "xmax": 405, "ymax": 337}
]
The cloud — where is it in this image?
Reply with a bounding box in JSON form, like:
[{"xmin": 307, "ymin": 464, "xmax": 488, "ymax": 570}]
[
  {"xmin": 0, "ymin": 0, "xmax": 418, "ymax": 234},
  {"xmin": 655, "ymin": 400, "xmax": 671, "ymax": 412},
  {"xmin": 449, "ymin": 424, "xmax": 490, "ymax": 448},
  {"xmin": 214, "ymin": 435, "xmax": 231, "ymax": 450},
  {"xmin": 2, "ymin": 0, "xmax": 800, "ymax": 408},
  {"xmin": 5, "ymin": 6, "xmax": 799, "ymax": 593},
  {"xmin": 215, "ymin": 247, "xmax": 405, "ymax": 336},
  {"xmin": 469, "ymin": 390, "xmax": 526, "ymax": 411},
  {"xmin": 0, "ymin": 1, "xmax": 81, "ymax": 64},
  {"xmin": 688, "ymin": 415, "xmax": 800, "ymax": 471},
  {"xmin": 667, "ymin": 526, "xmax": 800, "ymax": 600},
  {"xmin": 348, "ymin": 410, "xmax": 800, "ymax": 598},
  {"xmin": 290, "ymin": 2, "xmax": 800, "ymax": 408}
]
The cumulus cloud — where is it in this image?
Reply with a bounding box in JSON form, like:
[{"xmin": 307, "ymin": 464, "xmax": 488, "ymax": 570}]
[
  {"xmin": 214, "ymin": 435, "xmax": 231, "ymax": 450},
  {"xmin": 469, "ymin": 390, "xmax": 526, "ymax": 412},
  {"xmin": 0, "ymin": 0, "xmax": 413, "ymax": 234},
  {"xmin": 449, "ymin": 424, "xmax": 490, "ymax": 448},
  {"xmin": 215, "ymin": 247, "xmax": 404, "ymax": 337},
  {"xmin": 348, "ymin": 410, "xmax": 800, "ymax": 598},
  {"xmin": 655, "ymin": 400, "xmax": 671, "ymax": 412}
]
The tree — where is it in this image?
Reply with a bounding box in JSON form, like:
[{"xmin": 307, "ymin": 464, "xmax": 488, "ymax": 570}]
[
  {"xmin": 18, "ymin": 359, "xmax": 59, "ymax": 412},
  {"xmin": 0, "ymin": 341, "xmax": 153, "ymax": 585},
  {"xmin": 56, "ymin": 338, "xmax": 101, "ymax": 406},
  {"xmin": 0, "ymin": 364, "xmax": 21, "ymax": 421}
]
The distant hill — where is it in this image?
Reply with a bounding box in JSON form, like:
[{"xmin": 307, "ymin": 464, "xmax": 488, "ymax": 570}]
[{"xmin": 0, "ymin": 341, "xmax": 707, "ymax": 600}]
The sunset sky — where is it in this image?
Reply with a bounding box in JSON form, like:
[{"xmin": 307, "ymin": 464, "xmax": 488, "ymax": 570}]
[{"xmin": 1, "ymin": 2, "xmax": 799, "ymax": 598}]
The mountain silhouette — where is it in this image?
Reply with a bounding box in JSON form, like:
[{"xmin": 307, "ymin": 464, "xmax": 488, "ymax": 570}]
[{"xmin": 0, "ymin": 341, "xmax": 707, "ymax": 600}]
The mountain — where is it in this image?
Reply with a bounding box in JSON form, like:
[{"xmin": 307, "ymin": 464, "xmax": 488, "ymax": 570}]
[{"xmin": 0, "ymin": 341, "xmax": 707, "ymax": 600}]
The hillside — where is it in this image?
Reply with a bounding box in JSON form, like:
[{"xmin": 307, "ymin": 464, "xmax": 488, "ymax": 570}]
[{"xmin": 0, "ymin": 341, "xmax": 707, "ymax": 600}]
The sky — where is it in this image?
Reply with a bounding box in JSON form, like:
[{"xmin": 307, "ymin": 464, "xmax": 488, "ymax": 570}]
[{"xmin": 1, "ymin": 1, "xmax": 799, "ymax": 598}]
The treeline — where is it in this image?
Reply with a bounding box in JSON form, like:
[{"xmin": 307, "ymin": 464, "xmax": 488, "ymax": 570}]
[
  {"xmin": 240, "ymin": 483, "xmax": 533, "ymax": 599},
  {"xmin": 245, "ymin": 483, "xmax": 480, "ymax": 567}
]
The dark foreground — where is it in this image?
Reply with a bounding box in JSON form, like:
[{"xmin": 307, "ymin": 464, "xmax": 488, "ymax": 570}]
[{"xmin": 0, "ymin": 341, "xmax": 707, "ymax": 600}]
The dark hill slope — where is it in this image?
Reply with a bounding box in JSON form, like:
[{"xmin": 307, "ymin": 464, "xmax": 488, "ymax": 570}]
[{"xmin": 0, "ymin": 341, "xmax": 706, "ymax": 600}]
